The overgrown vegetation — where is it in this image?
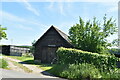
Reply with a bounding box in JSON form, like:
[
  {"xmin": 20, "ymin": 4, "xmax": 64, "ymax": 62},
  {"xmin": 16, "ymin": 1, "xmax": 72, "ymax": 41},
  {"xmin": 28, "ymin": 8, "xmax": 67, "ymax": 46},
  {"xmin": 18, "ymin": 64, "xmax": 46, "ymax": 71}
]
[
  {"xmin": 49, "ymin": 47, "xmax": 120, "ymax": 79},
  {"xmin": 69, "ymin": 15, "xmax": 117, "ymax": 54},
  {"xmin": 0, "ymin": 58, "xmax": 8, "ymax": 69}
]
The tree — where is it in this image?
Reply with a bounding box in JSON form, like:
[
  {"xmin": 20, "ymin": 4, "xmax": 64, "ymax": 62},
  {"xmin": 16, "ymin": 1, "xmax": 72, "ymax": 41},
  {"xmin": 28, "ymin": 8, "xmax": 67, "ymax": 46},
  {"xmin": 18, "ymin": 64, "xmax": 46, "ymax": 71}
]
[
  {"xmin": 69, "ymin": 15, "xmax": 117, "ymax": 53},
  {"xmin": 0, "ymin": 25, "xmax": 7, "ymax": 40},
  {"xmin": 112, "ymin": 39, "xmax": 120, "ymax": 47},
  {"xmin": 31, "ymin": 40, "xmax": 36, "ymax": 54}
]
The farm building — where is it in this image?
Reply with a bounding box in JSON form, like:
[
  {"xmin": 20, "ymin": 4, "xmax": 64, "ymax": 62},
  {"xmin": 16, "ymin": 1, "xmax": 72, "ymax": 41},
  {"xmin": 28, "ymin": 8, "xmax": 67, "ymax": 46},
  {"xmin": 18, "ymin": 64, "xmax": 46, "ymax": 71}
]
[
  {"xmin": 1, "ymin": 45, "xmax": 30, "ymax": 56},
  {"xmin": 33, "ymin": 25, "xmax": 73, "ymax": 64}
]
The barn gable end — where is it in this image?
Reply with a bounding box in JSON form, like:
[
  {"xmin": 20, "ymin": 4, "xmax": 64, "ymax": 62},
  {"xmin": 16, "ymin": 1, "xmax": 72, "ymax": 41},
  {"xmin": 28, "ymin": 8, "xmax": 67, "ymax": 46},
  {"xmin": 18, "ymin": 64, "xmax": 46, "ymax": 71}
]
[{"xmin": 34, "ymin": 25, "xmax": 73, "ymax": 63}]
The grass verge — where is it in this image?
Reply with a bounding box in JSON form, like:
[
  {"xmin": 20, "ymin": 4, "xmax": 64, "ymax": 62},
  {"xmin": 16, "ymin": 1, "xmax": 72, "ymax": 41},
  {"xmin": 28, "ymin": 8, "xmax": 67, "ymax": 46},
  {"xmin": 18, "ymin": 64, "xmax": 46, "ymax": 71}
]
[
  {"xmin": 11, "ymin": 61, "xmax": 33, "ymax": 73},
  {"xmin": 8, "ymin": 56, "xmax": 33, "ymax": 61},
  {"xmin": 0, "ymin": 58, "xmax": 8, "ymax": 69}
]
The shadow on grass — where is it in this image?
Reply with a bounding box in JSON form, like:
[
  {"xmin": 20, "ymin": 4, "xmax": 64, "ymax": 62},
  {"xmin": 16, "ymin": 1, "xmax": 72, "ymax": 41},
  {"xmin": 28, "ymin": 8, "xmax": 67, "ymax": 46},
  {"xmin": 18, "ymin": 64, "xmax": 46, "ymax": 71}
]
[
  {"xmin": 19, "ymin": 60, "xmax": 39, "ymax": 65},
  {"xmin": 19, "ymin": 60, "xmax": 53, "ymax": 66}
]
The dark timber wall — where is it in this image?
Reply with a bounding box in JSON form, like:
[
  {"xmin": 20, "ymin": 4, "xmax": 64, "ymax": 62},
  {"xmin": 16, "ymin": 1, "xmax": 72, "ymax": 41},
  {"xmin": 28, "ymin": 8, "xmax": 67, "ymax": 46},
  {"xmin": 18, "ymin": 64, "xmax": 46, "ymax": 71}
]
[
  {"xmin": 2, "ymin": 45, "xmax": 10, "ymax": 55},
  {"xmin": 34, "ymin": 26, "xmax": 73, "ymax": 63}
]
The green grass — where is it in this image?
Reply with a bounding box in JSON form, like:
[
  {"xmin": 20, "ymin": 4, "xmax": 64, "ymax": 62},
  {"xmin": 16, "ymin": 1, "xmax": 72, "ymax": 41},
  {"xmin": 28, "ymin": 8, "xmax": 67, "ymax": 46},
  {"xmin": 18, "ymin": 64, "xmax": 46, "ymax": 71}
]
[
  {"xmin": 38, "ymin": 64, "xmax": 53, "ymax": 70},
  {"xmin": 8, "ymin": 56, "xmax": 34, "ymax": 61},
  {"xmin": 0, "ymin": 58, "xmax": 8, "ymax": 69},
  {"xmin": 17, "ymin": 59, "xmax": 53, "ymax": 71}
]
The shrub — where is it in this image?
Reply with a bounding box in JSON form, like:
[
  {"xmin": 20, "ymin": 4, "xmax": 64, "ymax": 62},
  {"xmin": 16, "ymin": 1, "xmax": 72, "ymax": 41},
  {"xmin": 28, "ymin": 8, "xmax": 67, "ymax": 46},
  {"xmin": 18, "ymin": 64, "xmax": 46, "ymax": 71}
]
[
  {"xmin": 56, "ymin": 47, "xmax": 118, "ymax": 71},
  {"xmin": 22, "ymin": 53, "xmax": 33, "ymax": 57},
  {"xmin": 61, "ymin": 63, "xmax": 101, "ymax": 79},
  {"xmin": 48, "ymin": 64, "xmax": 68, "ymax": 76},
  {"xmin": 0, "ymin": 58, "xmax": 8, "ymax": 69},
  {"xmin": 101, "ymin": 68, "xmax": 120, "ymax": 78},
  {"xmin": 49, "ymin": 63, "xmax": 101, "ymax": 79}
]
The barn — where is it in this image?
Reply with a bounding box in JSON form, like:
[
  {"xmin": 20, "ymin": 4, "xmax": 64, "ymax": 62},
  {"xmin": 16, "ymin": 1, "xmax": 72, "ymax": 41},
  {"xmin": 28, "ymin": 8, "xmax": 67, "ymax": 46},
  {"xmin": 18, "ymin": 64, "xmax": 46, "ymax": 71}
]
[
  {"xmin": 1, "ymin": 45, "xmax": 30, "ymax": 56},
  {"xmin": 33, "ymin": 25, "xmax": 73, "ymax": 64}
]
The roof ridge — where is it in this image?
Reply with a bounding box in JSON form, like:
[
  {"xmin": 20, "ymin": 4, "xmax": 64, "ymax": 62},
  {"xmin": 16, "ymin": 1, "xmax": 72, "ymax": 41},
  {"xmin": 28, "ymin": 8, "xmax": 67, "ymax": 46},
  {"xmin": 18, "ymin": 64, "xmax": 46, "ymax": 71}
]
[
  {"xmin": 52, "ymin": 26, "xmax": 68, "ymax": 36},
  {"xmin": 33, "ymin": 25, "xmax": 71, "ymax": 46}
]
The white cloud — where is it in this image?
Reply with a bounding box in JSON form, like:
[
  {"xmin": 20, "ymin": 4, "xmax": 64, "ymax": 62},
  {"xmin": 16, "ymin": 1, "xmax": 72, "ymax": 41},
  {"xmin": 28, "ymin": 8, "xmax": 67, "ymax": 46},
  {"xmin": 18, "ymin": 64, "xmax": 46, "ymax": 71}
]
[
  {"xmin": 59, "ymin": 2, "xmax": 65, "ymax": 16},
  {"xmin": 21, "ymin": 0, "xmax": 40, "ymax": 16},
  {"xmin": 0, "ymin": 11, "xmax": 47, "ymax": 30},
  {"xmin": 48, "ymin": 2, "xmax": 66, "ymax": 16},
  {"xmin": 0, "ymin": 10, "xmax": 26, "ymax": 22},
  {"xmin": 17, "ymin": 24, "xmax": 33, "ymax": 30},
  {"xmin": 48, "ymin": 1, "xmax": 54, "ymax": 10},
  {"xmin": 107, "ymin": 6, "xmax": 118, "ymax": 13}
]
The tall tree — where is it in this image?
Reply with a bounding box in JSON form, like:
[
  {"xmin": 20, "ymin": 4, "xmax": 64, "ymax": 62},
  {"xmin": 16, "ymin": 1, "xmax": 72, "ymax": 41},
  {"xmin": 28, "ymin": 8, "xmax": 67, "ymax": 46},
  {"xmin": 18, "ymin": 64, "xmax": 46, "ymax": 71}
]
[
  {"xmin": 112, "ymin": 39, "xmax": 119, "ymax": 47},
  {"xmin": 0, "ymin": 25, "xmax": 7, "ymax": 40},
  {"xmin": 69, "ymin": 15, "xmax": 117, "ymax": 53}
]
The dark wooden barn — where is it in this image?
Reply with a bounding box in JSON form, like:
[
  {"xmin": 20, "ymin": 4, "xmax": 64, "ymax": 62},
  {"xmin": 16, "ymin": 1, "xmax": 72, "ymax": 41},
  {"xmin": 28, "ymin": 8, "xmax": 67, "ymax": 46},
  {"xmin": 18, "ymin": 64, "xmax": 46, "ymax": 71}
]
[{"xmin": 33, "ymin": 25, "xmax": 73, "ymax": 64}]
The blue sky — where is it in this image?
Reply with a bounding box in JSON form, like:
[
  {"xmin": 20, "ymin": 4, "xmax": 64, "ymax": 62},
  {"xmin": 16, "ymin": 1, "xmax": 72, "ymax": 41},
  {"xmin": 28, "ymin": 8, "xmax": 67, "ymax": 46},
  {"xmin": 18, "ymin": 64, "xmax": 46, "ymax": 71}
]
[{"xmin": 0, "ymin": 0, "xmax": 119, "ymax": 46}]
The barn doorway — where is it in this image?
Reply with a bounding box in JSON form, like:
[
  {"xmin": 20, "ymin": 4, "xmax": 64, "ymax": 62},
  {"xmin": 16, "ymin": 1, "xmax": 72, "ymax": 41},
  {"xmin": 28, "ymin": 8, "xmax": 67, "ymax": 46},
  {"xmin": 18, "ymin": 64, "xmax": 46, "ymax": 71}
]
[{"xmin": 41, "ymin": 47, "xmax": 57, "ymax": 63}]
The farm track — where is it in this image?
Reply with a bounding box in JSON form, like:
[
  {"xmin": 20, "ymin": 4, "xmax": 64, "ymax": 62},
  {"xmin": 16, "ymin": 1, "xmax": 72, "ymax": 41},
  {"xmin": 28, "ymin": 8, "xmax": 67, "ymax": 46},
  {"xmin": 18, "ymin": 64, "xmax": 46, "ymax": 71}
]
[{"xmin": 3, "ymin": 56, "xmax": 57, "ymax": 78}]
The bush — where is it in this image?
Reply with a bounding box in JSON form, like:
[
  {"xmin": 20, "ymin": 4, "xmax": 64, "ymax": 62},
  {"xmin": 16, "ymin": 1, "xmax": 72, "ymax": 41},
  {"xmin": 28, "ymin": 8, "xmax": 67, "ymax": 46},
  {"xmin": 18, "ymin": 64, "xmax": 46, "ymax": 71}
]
[
  {"xmin": 49, "ymin": 64, "xmax": 68, "ymax": 76},
  {"xmin": 49, "ymin": 47, "xmax": 120, "ymax": 79},
  {"xmin": 101, "ymin": 68, "xmax": 120, "ymax": 78},
  {"xmin": 0, "ymin": 58, "xmax": 8, "ymax": 69},
  {"xmin": 49, "ymin": 63, "xmax": 101, "ymax": 79},
  {"xmin": 61, "ymin": 63, "xmax": 101, "ymax": 79},
  {"xmin": 56, "ymin": 47, "xmax": 118, "ymax": 71},
  {"xmin": 22, "ymin": 53, "xmax": 33, "ymax": 57}
]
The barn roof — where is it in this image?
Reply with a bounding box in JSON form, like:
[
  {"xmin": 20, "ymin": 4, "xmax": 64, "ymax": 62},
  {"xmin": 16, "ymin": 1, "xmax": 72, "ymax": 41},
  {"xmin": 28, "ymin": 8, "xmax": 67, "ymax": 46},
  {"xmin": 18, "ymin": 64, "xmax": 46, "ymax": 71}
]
[
  {"xmin": 53, "ymin": 26, "xmax": 71, "ymax": 42},
  {"xmin": 33, "ymin": 25, "xmax": 71, "ymax": 46}
]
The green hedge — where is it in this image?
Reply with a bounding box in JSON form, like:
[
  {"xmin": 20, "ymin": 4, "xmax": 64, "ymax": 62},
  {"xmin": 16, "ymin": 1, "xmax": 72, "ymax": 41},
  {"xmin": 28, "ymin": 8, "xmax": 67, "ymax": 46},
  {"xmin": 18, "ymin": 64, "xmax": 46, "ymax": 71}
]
[{"xmin": 56, "ymin": 47, "xmax": 118, "ymax": 71}]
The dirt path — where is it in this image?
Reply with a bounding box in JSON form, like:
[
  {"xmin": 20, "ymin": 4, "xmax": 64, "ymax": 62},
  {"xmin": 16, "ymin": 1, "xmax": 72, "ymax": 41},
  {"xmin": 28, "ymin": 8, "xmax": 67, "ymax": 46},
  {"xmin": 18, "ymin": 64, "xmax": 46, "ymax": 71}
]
[
  {"xmin": 3, "ymin": 56, "xmax": 56, "ymax": 78},
  {"xmin": 5, "ymin": 59, "xmax": 25, "ymax": 72}
]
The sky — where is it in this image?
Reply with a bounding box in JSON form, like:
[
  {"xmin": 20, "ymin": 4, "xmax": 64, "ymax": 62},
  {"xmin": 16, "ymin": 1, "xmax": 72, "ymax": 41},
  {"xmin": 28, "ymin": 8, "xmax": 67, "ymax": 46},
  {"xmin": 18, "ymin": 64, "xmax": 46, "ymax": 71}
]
[{"xmin": 0, "ymin": 0, "xmax": 119, "ymax": 46}]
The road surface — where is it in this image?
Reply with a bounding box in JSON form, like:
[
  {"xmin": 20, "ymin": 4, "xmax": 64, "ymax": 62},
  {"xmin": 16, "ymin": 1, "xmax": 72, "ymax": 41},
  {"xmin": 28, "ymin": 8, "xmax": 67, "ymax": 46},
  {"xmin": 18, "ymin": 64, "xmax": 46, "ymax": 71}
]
[{"xmin": 0, "ymin": 69, "xmax": 59, "ymax": 78}]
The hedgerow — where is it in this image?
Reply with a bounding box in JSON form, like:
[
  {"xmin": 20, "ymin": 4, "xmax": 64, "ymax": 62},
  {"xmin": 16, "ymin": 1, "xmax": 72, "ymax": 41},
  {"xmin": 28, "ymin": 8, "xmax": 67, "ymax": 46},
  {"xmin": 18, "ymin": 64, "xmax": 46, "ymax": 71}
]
[{"xmin": 56, "ymin": 47, "xmax": 118, "ymax": 71}]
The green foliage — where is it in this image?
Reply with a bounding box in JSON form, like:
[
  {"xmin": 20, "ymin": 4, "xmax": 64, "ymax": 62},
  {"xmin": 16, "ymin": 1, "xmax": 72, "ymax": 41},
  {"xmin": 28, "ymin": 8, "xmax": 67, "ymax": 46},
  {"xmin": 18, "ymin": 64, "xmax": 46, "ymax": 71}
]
[
  {"xmin": 8, "ymin": 56, "xmax": 33, "ymax": 61},
  {"xmin": 60, "ymin": 63, "xmax": 101, "ymax": 79},
  {"xmin": 49, "ymin": 63, "xmax": 120, "ymax": 79},
  {"xmin": 69, "ymin": 15, "xmax": 117, "ymax": 53},
  {"xmin": 0, "ymin": 59, "xmax": 8, "ymax": 69},
  {"xmin": 49, "ymin": 64, "xmax": 68, "ymax": 76},
  {"xmin": 101, "ymin": 68, "xmax": 120, "ymax": 78},
  {"xmin": 109, "ymin": 48, "xmax": 120, "ymax": 55},
  {"xmin": 31, "ymin": 40, "xmax": 36, "ymax": 54},
  {"xmin": 49, "ymin": 47, "xmax": 119, "ymax": 79},
  {"xmin": 0, "ymin": 25, "xmax": 7, "ymax": 40},
  {"xmin": 112, "ymin": 39, "xmax": 120, "ymax": 47},
  {"xmin": 56, "ymin": 47, "xmax": 118, "ymax": 71},
  {"xmin": 22, "ymin": 53, "xmax": 33, "ymax": 57}
]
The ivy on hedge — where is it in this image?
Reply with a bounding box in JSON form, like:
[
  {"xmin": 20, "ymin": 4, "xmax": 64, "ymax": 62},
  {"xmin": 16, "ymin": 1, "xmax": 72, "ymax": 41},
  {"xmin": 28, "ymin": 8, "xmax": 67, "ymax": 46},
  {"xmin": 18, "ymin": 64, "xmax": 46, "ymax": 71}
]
[{"xmin": 56, "ymin": 47, "xmax": 118, "ymax": 71}]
